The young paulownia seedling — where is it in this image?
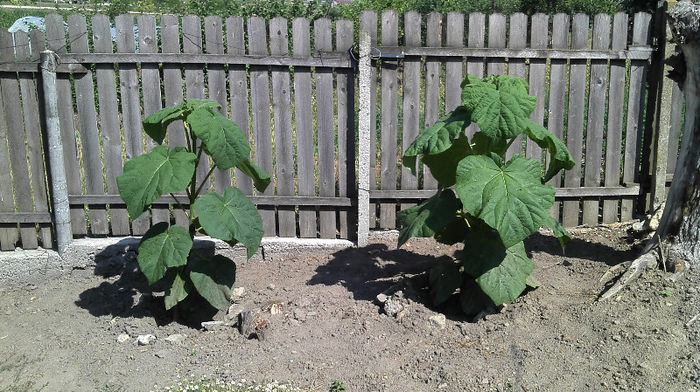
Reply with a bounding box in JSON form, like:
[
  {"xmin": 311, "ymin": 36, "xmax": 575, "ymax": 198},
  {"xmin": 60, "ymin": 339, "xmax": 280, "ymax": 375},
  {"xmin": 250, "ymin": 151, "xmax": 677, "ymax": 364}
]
[
  {"xmin": 117, "ymin": 99, "xmax": 270, "ymax": 311},
  {"xmin": 398, "ymin": 74, "xmax": 575, "ymax": 315}
]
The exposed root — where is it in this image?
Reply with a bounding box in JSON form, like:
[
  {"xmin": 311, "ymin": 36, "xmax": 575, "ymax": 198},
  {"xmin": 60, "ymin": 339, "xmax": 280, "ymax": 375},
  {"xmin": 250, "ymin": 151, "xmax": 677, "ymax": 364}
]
[{"xmin": 598, "ymin": 250, "xmax": 660, "ymax": 301}]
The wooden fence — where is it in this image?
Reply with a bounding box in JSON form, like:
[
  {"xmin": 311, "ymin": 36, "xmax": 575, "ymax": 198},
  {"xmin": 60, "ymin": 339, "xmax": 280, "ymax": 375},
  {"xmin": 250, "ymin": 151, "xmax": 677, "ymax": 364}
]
[{"xmin": 0, "ymin": 10, "xmax": 684, "ymax": 251}]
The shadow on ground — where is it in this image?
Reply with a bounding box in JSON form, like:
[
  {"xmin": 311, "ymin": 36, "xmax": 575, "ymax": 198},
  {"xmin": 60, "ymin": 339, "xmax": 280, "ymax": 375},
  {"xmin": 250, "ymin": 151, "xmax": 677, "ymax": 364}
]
[
  {"xmin": 525, "ymin": 232, "xmax": 637, "ymax": 266},
  {"xmin": 74, "ymin": 238, "xmax": 218, "ymax": 327}
]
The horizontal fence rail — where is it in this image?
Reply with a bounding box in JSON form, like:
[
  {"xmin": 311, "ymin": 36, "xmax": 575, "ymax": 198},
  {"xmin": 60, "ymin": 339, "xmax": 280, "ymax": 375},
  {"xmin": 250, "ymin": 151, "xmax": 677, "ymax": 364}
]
[{"xmin": 0, "ymin": 9, "xmax": 684, "ymax": 251}]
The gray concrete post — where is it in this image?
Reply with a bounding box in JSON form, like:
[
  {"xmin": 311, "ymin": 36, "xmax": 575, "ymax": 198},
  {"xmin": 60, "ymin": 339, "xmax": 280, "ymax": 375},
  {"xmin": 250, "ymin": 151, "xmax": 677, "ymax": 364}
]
[
  {"xmin": 40, "ymin": 50, "xmax": 72, "ymax": 254},
  {"xmin": 357, "ymin": 31, "xmax": 372, "ymax": 247}
]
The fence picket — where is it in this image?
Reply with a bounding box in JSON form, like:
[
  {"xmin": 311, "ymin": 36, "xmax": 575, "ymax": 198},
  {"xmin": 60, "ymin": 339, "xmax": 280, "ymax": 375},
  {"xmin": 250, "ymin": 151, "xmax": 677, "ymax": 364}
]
[
  {"xmin": 247, "ymin": 17, "xmax": 276, "ymax": 236},
  {"xmin": 466, "ymin": 13, "xmax": 485, "ymax": 137},
  {"xmin": 526, "ymin": 14, "xmax": 548, "ymax": 161},
  {"xmin": 582, "ymin": 14, "xmax": 611, "ymax": 225},
  {"xmin": 115, "ymin": 14, "xmax": 149, "ymax": 235},
  {"xmin": 603, "ymin": 13, "xmax": 629, "ymax": 223},
  {"xmin": 160, "ymin": 14, "xmax": 189, "ymax": 228},
  {"xmin": 17, "ymin": 31, "xmax": 52, "ymax": 247},
  {"xmin": 487, "ymin": 14, "xmax": 506, "ymax": 76},
  {"xmin": 68, "ymin": 14, "xmax": 109, "ymax": 235},
  {"xmin": 445, "ymin": 12, "xmax": 464, "ymax": 112},
  {"xmin": 315, "ymin": 18, "xmax": 337, "ymax": 238},
  {"xmin": 506, "ymin": 13, "xmax": 527, "ymax": 159},
  {"xmin": 292, "ymin": 18, "xmax": 316, "ymax": 237},
  {"xmin": 423, "ymin": 12, "xmax": 442, "ymax": 190},
  {"xmin": 336, "ymin": 19, "xmax": 355, "ymax": 239},
  {"xmin": 269, "ymin": 17, "xmax": 296, "ymax": 237},
  {"xmin": 401, "ymin": 11, "xmax": 421, "ymax": 212},
  {"xmin": 379, "ymin": 10, "xmax": 399, "ymax": 229},
  {"xmin": 46, "ymin": 14, "xmax": 87, "ymax": 235}
]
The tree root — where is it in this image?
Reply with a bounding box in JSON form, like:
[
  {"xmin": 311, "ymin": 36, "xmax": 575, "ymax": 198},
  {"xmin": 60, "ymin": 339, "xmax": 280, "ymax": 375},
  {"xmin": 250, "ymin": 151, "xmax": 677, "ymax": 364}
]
[{"xmin": 598, "ymin": 249, "xmax": 660, "ymax": 301}]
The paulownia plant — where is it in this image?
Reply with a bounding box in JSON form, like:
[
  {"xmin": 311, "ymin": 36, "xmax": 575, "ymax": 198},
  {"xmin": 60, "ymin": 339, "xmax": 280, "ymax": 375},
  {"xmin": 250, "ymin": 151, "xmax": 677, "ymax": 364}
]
[
  {"xmin": 117, "ymin": 99, "xmax": 270, "ymax": 311},
  {"xmin": 398, "ymin": 74, "xmax": 575, "ymax": 314}
]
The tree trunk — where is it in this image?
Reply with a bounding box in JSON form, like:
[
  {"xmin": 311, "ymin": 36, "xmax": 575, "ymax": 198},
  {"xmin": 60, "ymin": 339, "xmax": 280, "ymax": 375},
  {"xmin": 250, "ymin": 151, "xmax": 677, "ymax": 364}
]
[{"xmin": 648, "ymin": 1, "xmax": 700, "ymax": 269}]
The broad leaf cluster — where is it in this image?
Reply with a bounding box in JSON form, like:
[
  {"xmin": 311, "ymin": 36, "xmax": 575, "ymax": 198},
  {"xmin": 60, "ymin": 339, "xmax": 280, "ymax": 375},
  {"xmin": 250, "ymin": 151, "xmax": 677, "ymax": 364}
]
[
  {"xmin": 399, "ymin": 75, "xmax": 575, "ymax": 314},
  {"xmin": 117, "ymin": 99, "xmax": 270, "ymax": 311}
]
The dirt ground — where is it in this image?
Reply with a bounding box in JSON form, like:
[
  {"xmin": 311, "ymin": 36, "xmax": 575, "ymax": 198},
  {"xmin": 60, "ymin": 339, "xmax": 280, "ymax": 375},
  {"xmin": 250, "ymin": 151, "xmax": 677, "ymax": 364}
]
[{"xmin": 1, "ymin": 224, "xmax": 699, "ymax": 392}]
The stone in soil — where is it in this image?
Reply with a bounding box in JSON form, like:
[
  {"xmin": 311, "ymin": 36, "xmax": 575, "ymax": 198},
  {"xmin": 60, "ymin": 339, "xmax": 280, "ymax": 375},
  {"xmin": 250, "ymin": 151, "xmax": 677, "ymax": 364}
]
[
  {"xmin": 164, "ymin": 334, "xmax": 187, "ymax": 344},
  {"xmin": 116, "ymin": 333, "xmax": 130, "ymax": 343},
  {"xmin": 383, "ymin": 297, "xmax": 404, "ymax": 318},
  {"xmin": 429, "ymin": 314, "xmax": 447, "ymax": 329},
  {"xmin": 239, "ymin": 310, "xmax": 268, "ymax": 340},
  {"xmin": 137, "ymin": 334, "xmax": 156, "ymax": 346},
  {"xmin": 201, "ymin": 321, "xmax": 226, "ymax": 331}
]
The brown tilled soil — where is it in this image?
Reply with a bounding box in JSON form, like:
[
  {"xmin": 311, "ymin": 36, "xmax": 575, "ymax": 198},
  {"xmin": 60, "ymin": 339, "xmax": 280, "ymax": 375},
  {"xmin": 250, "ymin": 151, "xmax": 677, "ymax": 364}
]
[{"xmin": 1, "ymin": 225, "xmax": 699, "ymax": 392}]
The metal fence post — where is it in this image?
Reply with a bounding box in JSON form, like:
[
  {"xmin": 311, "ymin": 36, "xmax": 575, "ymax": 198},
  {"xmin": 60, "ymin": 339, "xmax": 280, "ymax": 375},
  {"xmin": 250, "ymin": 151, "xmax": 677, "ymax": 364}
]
[
  {"xmin": 357, "ymin": 31, "xmax": 371, "ymax": 247},
  {"xmin": 40, "ymin": 50, "xmax": 72, "ymax": 254}
]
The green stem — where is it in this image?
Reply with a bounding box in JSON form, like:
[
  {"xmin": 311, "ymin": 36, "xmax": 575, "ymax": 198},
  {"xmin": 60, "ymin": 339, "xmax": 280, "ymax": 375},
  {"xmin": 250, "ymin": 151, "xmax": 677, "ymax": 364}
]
[
  {"xmin": 169, "ymin": 193, "xmax": 189, "ymax": 217},
  {"xmin": 194, "ymin": 165, "xmax": 216, "ymax": 199},
  {"xmin": 184, "ymin": 122, "xmax": 193, "ymax": 152}
]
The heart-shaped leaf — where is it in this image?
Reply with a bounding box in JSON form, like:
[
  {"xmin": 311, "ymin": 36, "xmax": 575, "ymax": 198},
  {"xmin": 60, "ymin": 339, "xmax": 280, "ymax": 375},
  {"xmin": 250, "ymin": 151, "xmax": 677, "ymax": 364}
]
[
  {"xmin": 143, "ymin": 103, "xmax": 186, "ymax": 145},
  {"xmin": 189, "ymin": 255, "xmax": 236, "ymax": 311},
  {"xmin": 163, "ymin": 269, "xmax": 193, "ymax": 310},
  {"xmin": 193, "ymin": 187, "xmax": 264, "ymax": 258},
  {"xmin": 456, "ymin": 155, "xmax": 554, "ymax": 248},
  {"xmin": 461, "ymin": 231, "xmax": 533, "ymax": 305},
  {"xmin": 421, "ymin": 136, "xmax": 472, "ymax": 187},
  {"xmin": 523, "ymin": 119, "xmax": 575, "ymax": 182},
  {"xmin": 117, "ymin": 146, "xmax": 196, "ymax": 219},
  {"xmin": 461, "ymin": 74, "xmax": 536, "ymax": 142},
  {"xmin": 187, "ymin": 107, "xmax": 250, "ymax": 170},
  {"xmin": 137, "ymin": 223, "xmax": 193, "ymax": 285},
  {"xmin": 397, "ymin": 189, "xmax": 462, "ymax": 248}
]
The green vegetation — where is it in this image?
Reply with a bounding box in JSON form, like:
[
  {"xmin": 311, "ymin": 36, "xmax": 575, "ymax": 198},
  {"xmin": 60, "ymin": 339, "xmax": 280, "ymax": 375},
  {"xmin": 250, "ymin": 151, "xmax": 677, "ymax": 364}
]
[
  {"xmin": 398, "ymin": 74, "xmax": 574, "ymax": 315},
  {"xmin": 153, "ymin": 377, "xmax": 302, "ymax": 392},
  {"xmin": 116, "ymin": 99, "xmax": 270, "ymax": 311}
]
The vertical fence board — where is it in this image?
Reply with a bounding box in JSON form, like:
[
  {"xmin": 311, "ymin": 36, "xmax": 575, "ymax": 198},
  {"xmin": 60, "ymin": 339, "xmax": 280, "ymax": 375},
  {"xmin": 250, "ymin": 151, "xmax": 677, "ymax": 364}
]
[
  {"xmin": 466, "ymin": 13, "xmax": 485, "ymax": 137},
  {"xmin": 115, "ymin": 14, "xmax": 149, "ymax": 235},
  {"xmin": 603, "ymin": 13, "xmax": 629, "ymax": 223},
  {"xmin": 506, "ymin": 13, "xmax": 527, "ymax": 159},
  {"xmin": 401, "ymin": 11, "xmax": 421, "ymax": 211},
  {"xmin": 248, "ymin": 17, "xmax": 276, "ymax": 236},
  {"xmin": 445, "ymin": 12, "xmax": 464, "ymax": 112},
  {"xmin": 46, "ymin": 14, "xmax": 87, "ymax": 235},
  {"xmin": 0, "ymin": 73, "xmax": 16, "ymax": 249},
  {"xmin": 160, "ymin": 15, "xmax": 189, "ymax": 228},
  {"xmin": 138, "ymin": 14, "xmax": 170, "ymax": 226},
  {"xmin": 204, "ymin": 16, "xmax": 231, "ymax": 192},
  {"xmin": 336, "ymin": 19, "xmax": 355, "ymax": 239},
  {"xmin": 269, "ymin": 17, "xmax": 296, "ymax": 237},
  {"xmin": 292, "ymin": 18, "xmax": 316, "ymax": 237},
  {"xmin": 227, "ymin": 17, "xmax": 253, "ymax": 196},
  {"xmin": 486, "ymin": 14, "xmax": 506, "ymax": 76},
  {"xmin": 547, "ymin": 14, "xmax": 570, "ymax": 222},
  {"xmin": 360, "ymin": 11, "xmax": 378, "ymax": 229},
  {"xmin": 315, "ymin": 18, "xmax": 337, "ymax": 238},
  {"xmin": 182, "ymin": 16, "xmax": 211, "ymax": 197},
  {"xmin": 526, "ymin": 14, "xmax": 548, "ymax": 161},
  {"xmin": 622, "ymin": 13, "xmax": 652, "ymax": 221},
  {"xmin": 379, "ymin": 10, "xmax": 398, "ymax": 229},
  {"xmin": 16, "ymin": 31, "xmax": 52, "ymax": 247},
  {"xmin": 423, "ymin": 12, "xmax": 442, "ymax": 190},
  {"xmin": 92, "ymin": 14, "xmax": 130, "ymax": 235},
  {"xmin": 582, "ymin": 14, "xmax": 611, "ymax": 225},
  {"xmin": 68, "ymin": 14, "xmax": 109, "ymax": 235},
  {"xmin": 562, "ymin": 14, "xmax": 589, "ymax": 227}
]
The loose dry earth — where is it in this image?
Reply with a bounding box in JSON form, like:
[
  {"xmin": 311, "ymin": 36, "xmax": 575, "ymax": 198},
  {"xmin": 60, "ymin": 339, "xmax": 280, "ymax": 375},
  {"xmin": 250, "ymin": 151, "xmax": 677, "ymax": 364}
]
[{"xmin": 1, "ymin": 225, "xmax": 699, "ymax": 392}]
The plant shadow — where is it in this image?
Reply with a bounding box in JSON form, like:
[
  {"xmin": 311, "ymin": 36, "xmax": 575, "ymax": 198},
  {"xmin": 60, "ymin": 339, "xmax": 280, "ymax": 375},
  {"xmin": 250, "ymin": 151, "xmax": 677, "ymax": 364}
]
[
  {"xmin": 74, "ymin": 238, "xmax": 218, "ymax": 328},
  {"xmin": 525, "ymin": 231, "xmax": 637, "ymax": 267}
]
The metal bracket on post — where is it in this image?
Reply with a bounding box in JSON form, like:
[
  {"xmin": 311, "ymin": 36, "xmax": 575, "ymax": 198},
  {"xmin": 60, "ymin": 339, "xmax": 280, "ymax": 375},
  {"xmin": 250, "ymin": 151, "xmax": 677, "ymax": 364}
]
[
  {"xmin": 40, "ymin": 50, "xmax": 72, "ymax": 255},
  {"xmin": 357, "ymin": 31, "xmax": 371, "ymax": 247}
]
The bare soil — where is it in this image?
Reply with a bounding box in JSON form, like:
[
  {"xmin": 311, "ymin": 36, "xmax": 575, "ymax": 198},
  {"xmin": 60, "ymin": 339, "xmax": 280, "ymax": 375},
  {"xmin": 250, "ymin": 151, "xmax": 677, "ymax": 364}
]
[{"xmin": 1, "ymin": 225, "xmax": 699, "ymax": 392}]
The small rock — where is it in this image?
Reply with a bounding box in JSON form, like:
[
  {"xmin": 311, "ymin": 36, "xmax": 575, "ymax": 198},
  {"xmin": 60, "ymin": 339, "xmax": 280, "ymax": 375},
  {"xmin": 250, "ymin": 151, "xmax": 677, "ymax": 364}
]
[
  {"xmin": 687, "ymin": 287, "xmax": 697, "ymax": 294},
  {"xmin": 261, "ymin": 300, "xmax": 284, "ymax": 315},
  {"xmin": 201, "ymin": 320, "xmax": 225, "ymax": 331},
  {"xmin": 383, "ymin": 297, "xmax": 404, "ymax": 318},
  {"xmin": 429, "ymin": 314, "xmax": 447, "ymax": 329},
  {"xmin": 117, "ymin": 333, "xmax": 130, "ymax": 343},
  {"xmin": 164, "ymin": 334, "xmax": 187, "ymax": 344},
  {"xmin": 227, "ymin": 304, "xmax": 244, "ymax": 320},
  {"xmin": 376, "ymin": 293, "xmax": 389, "ymax": 303},
  {"xmin": 611, "ymin": 334, "xmax": 622, "ymax": 342},
  {"xmin": 267, "ymin": 283, "xmax": 276, "ymax": 290},
  {"xmin": 239, "ymin": 310, "xmax": 268, "ymax": 340},
  {"xmin": 231, "ymin": 287, "xmax": 246, "ymax": 300},
  {"xmin": 631, "ymin": 220, "xmax": 645, "ymax": 233},
  {"xmin": 137, "ymin": 334, "xmax": 156, "ymax": 346},
  {"xmin": 154, "ymin": 351, "xmax": 166, "ymax": 359}
]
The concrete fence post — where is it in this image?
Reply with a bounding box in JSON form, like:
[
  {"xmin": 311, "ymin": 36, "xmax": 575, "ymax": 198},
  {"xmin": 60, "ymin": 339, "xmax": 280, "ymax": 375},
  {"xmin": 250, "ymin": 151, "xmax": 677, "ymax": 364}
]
[
  {"xmin": 357, "ymin": 31, "xmax": 372, "ymax": 247},
  {"xmin": 40, "ymin": 50, "xmax": 72, "ymax": 254}
]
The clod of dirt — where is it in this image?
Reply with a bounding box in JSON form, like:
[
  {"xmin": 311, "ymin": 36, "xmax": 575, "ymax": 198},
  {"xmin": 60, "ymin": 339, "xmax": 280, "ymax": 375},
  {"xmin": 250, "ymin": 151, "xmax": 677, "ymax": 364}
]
[
  {"xmin": 116, "ymin": 333, "xmax": 130, "ymax": 343},
  {"xmin": 429, "ymin": 314, "xmax": 446, "ymax": 329},
  {"xmin": 164, "ymin": 334, "xmax": 186, "ymax": 344},
  {"xmin": 238, "ymin": 309, "xmax": 268, "ymax": 340},
  {"xmin": 201, "ymin": 321, "xmax": 226, "ymax": 331},
  {"xmin": 136, "ymin": 334, "xmax": 156, "ymax": 346}
]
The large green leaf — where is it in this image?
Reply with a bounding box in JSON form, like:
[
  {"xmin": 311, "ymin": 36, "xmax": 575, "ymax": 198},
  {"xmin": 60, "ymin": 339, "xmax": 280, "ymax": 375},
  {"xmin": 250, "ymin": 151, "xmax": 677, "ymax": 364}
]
[
  {"xmin": 193, "ymin": 187, "xmax": 264, "ymax": 258},
  {"xmin": 396, "ymin": 189, "xmax": 462, "ymax": 248},
  {"xmin": 455, "ymin": 155, "xmax": 554, "ymax": 248},
  {"xmin": 189, "ymin": 255, "xmax": 237, "ymax": 311},
  {"xmin": 117, "ymin": 146, "xmax": 196, "ymax": 219},
  {"xmin": 523, "ymin": 119, "xmax": 575, "ymax": 182},
  {"xmin": 421, "ymin": 136, "xmax": 472, "ymax": 187},
  {"xmin": 402, "ymin": 107, "xmax": 471, "ymax": 175},
  {"xmin": 186, "ymin": 107, "xmax": 251, "ymax": 170},
  {"xmin": 461, "ymin": 74, "xmax": 536, "ymax": 142},
  {"xmin": 461, "ymin": 231, "xmax": 534, "ymax": 305},
  {"xmin": 236, "ymin": 159, "xmax": 271, "ymax": 193},
  {"xmin": 137, "ymin": 223, "xmax": 193, "ymax": 285},
  {"xmin": 143, "ymin": 104, "xmax": 186, "ymax": 145},
  {"xmin": 429, "ymin": 257, "xmax": 462, "ymax": 306},
  {"xmin": 543, "ymin": 216, "xmax": 572, "ymax": 251},
  {"xmin": 163, "ymin": 270, "xmax": 193, "ymax": 310}
]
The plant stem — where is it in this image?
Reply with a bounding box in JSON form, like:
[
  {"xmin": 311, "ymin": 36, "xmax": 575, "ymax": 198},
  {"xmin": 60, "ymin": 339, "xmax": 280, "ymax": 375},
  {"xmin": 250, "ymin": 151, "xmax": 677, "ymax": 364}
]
[
  {"xmin": 170, "ymin": 193, "xmax": 189, "ymax": 217},
  {"xmin": 184, "ymin": 122, "xmax": 193, "ymax": 152},
  {"xmin": 194, "ymin": 165, "xmax": 216, "ymax": 199}
]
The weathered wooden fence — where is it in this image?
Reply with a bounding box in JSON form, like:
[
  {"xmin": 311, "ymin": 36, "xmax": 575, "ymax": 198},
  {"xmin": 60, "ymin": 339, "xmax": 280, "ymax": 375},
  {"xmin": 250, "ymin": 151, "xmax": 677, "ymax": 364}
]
[{"xmin": 0, "ymin": 9, "xmax": 684, "ymax": 251}]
